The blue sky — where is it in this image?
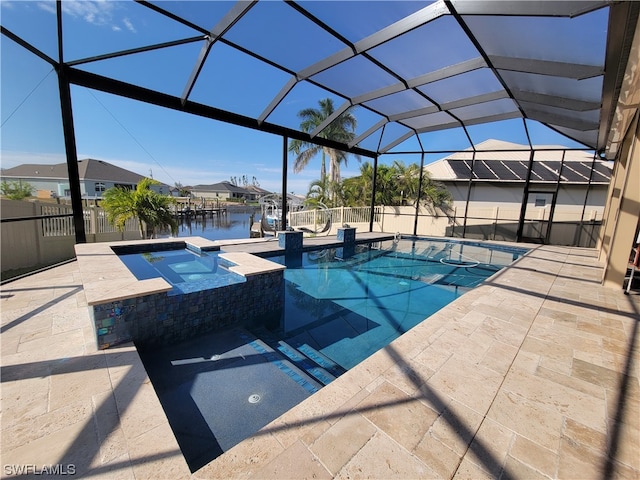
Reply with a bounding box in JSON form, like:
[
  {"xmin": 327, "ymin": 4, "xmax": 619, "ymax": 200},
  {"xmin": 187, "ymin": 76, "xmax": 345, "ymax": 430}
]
[{"xmin": 1, "ymin": 0, "xmax": 595, "ymax": 194}]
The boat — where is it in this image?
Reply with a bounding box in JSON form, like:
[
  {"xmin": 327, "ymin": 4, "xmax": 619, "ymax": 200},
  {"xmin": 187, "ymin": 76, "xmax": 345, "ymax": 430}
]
[{"xmin": 255, "ymin": 194, "xmax": 331, "ymax": 236}]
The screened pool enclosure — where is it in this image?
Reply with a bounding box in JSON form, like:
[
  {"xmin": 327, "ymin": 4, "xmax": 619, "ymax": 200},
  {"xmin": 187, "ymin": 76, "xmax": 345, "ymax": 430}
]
[{"xmin": 1, "ymin": 1, "xmax": 639, "ymax": 285}]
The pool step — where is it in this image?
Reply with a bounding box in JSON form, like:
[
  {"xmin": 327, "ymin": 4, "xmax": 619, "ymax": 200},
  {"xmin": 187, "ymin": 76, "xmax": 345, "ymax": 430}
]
[
  {"xmin": 294, "ymin": 343, "xmax": 346, "ymax": 379},
  {"xmin": 276, "ymin": 341, "xmax": 337, "ymax": 386},
  {"xmin": 246, "ymin": 338, "xmax": 323, "ymax": 394},
  {"xmin": 251, "ymin": 327, "xmax": 344, "ymax": 387}
]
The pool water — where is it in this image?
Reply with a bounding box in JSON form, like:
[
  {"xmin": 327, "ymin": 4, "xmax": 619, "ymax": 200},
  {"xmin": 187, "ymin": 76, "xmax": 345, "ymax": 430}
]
[
  {"xmin": 117, "ymin": 248, "xmax": 246, "ymax": 294},
  {"xmin": 137, "ymin": 237, "xmax": 527, "ymax": 471},
  {"xmin": 267, "ymin": 237, "xmax": 526, "ymax": 370}
]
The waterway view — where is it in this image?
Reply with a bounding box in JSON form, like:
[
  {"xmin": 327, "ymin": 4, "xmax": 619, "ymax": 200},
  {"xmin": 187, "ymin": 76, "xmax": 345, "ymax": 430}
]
[{"xmin": 175, "ymin": 206, "xmax": 258, "ymax": 241}]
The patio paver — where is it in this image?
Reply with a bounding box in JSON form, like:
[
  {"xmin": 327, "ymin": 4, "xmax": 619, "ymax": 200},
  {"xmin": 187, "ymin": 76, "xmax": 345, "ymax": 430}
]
[{"xmin": 1, "ymin": 243, "xmax": 638, "ymax": 479}]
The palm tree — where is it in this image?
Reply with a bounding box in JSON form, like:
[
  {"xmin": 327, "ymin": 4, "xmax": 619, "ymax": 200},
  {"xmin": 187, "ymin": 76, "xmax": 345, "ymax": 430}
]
[
  {"xmin": 101, "ymin": 178, "xmax": 178, "ymax": 239},
  {"xmin": 392, "ymin": 160, "xmax": 422, "ymax": 205},
  {"xmin": 305, "ymin": 177, "xmax": 332, "ymax": 207},
  {"xmin": 375, "ymin": 164, "xmax": 398, "ymax": 206},
  {"xmin": 288, "ymin": 98, "xmax": 359, "ymax": 193},
  {"xmin": 419, "ymin": 173, "xmax": 453, "ymax": 214},
  {"xmin": 340, "ymin": 160, "xmax": 452, "ymax": 212},
  {"xmin": 342, "ymin": 161, "xmax": 375, "ymax": 206}
]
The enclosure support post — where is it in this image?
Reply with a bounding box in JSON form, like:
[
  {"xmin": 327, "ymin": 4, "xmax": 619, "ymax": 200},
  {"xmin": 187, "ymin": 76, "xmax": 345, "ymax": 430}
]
[
  {"xmin": 575, "ymin": 153, "xmax": 597, "ymax": 246},
  {"xmin": 281, "ymin": 136, "xmax": 288, "ymax": 231},
  {"xmin": 369, "ymin": 155, "xmax": 379, "ymax": 232},
  {"xmin": 516, "ymin": 149, "xmax": 536, "ymax": 242},
  {"xmin": 56, "ymin": 3, "xmax": 85, "ymax": 244},
  {"xmin": 545, "ymin": 150, "xmax": 566, "ymax": 245},
  {"xmin": 414, "ymin": 152, "xmax": 425, "ymax": 236},
  {"xmin": 461, "ymin": 151, "xmax": 476, "ymax": 239}
]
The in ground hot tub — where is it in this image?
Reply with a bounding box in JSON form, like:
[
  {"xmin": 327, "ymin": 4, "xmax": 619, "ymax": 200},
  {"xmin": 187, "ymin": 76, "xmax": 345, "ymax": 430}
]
[
  {"xmin": 114, "ymin": 244, "xmax": 246, "ymax": 294},
  {"xmin": 74, "ymin": 238, "xmax": 285, "ymax": 349}
]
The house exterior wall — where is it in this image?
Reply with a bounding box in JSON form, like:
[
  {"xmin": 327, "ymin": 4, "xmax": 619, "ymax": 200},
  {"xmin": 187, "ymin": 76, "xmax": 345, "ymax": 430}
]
[
  {"xmin": 190, "ymin": 189, "xmax": 257, "ymax": 202},
  {"xmin": 190, "ymin": 190, "xmax": 232, "ymax": 201},
  {"xmin": 441, "ymin": 182, "xmax": 608, "ymax": 221},
  {"xmin": 600, "ymin": 113, "xmax": 640, "ymax": 288}
]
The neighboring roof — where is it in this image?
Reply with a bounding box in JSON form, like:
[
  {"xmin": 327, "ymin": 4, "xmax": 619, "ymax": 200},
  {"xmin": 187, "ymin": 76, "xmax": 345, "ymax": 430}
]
[
  {"xmin": 245, "ymin": 184, "xmax": 272, "ymax": 195},
  {"xmin": 1, "ymin": 159, "xmax": 170, "ymax": 188},
  {"xmin": 191, "ymin": 181, "xmax": 251, "ymax": 194},
  {"xmin": 1, "ymin": 163, "xmax": 69, "ymax": 180},
  {"xmin": 4, "ymin": 1, "xmax": 632, "ymax": 159},
  {"xmin": 78, "ymin": 159, "xmax": 147, "ymax": 184},
  {"xmin": 425, "ymin": 140, "xmax": 612, "ymax": 183}
]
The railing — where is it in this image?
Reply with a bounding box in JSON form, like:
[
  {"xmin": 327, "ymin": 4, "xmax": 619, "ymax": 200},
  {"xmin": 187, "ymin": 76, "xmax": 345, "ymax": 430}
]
[
  {"xmin": 37, "ymin": 205, "xmax": 139, "ymax": 237},
  {"xmin": 40, "ymin": 205, "xmax": 75, "ymax": 236},
  {"xmin": 289, "ymin": 206, "xmax": 383, "ymax": 232}
]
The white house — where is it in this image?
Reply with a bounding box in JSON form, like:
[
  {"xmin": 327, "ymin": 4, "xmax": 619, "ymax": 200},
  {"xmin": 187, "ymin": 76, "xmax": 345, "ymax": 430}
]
[
  {"xmin": 190, "ymin": 181, "xmax": 271, "ymax": 202},
  {"xmin": 424, "ymin": 140, "xmax": 613, "ymax": 244}
]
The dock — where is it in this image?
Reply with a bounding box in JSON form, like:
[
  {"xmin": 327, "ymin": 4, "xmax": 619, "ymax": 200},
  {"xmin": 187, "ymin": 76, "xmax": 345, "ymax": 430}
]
[
  {"xmin": 175, "ymin": 207, "xmax": 227, "ymax": 218},
  {"xmin": 172, "ymin": 197, "xmax": 227, "ymax": 218}
]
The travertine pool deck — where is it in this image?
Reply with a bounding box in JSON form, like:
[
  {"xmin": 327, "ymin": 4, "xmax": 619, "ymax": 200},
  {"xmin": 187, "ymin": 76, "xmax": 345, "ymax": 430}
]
[{"xmin": 1, "ymin": 240, "xmax": 638, "ymax": 479}]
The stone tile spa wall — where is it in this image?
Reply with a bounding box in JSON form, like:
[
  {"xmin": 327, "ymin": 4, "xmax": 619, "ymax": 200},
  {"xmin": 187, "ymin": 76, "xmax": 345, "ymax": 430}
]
[{"xmin": 90, "ymin": 270, "xmax": 284, "ymax": 349}]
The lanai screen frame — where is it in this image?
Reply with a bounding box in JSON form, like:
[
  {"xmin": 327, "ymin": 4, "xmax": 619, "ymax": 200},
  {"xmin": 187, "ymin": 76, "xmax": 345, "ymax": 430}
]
[{"xmin": 1, "ymin": 1, "xmax": 635, "ymax": 245}]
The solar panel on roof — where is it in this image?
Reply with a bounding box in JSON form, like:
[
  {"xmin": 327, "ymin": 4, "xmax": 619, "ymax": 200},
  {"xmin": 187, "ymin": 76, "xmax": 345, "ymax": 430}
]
[
  {"xmin": 591, "ymin": 162, "xmax": 612, "ymax": 181},
  {"xmin": 577, "ymin": 162, "xmax": 598, "ymax": 179},
  {"xmin": 572, "ymin": 161, "xmax": 612, "ymax": 183},
  {"xmin": 569, "ymin": 162, "xmax": 594, "ymax": 181},
  {"xmin": 561, "ymin": 163, "xmax": 590, "ymax": 182},
  {"xmin": 471, "ymin": 161, "xmax": 499, "ymax": 180},
  {"xmin": 543, "ymin": 161, "xmax": 563, "ymax": 176},
  {"xmin": 447, "ymin": 160, "xmax": 473, "ymax": 179},
  {"xmin": 510, "ymin": 161, "xmax": 530, "ymax": 180},
  {"xmin": 484, "ymin": 160, "xmax": 520, "ymax": 180},
  {"xmin": 531, "ymin": 162, "xmax": 559, "ymax": 182}
]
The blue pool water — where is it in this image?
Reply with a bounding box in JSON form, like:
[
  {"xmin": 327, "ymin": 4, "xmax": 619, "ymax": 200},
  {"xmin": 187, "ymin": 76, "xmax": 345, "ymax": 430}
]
[
  {"xmin": 117, "ymin": 247, "xmax": 246, "ymax": 295},
  {"xmin": 137, "ymin": 237, "xmax": 528, "ymax": 471},
  {"xmin": 266, "ymin": 237, "xmax": 526, "ymax": 370}
]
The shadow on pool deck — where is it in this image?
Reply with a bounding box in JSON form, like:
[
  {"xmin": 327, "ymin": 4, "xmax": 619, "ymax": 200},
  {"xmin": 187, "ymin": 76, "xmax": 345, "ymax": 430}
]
[{"xmin": 1, "ymin": 243, "xmax": 638, "ymax": 479}]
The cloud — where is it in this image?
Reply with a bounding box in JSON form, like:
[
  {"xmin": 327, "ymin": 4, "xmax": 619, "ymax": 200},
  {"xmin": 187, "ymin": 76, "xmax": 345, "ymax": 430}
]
[
  {"xmin": 58, "ymin": 0, "xmax": 116, "ymax": 26},
  {"xmin": 36, "ymin": 2, "xmax": 55, "ymax": 14},
  {"xmin": 36, "ymin": 1, "xmax": 136, "ymax": 33},
  {"xmin": 122, "ymin": 17, "xmax": 136, "ymax": 33}
]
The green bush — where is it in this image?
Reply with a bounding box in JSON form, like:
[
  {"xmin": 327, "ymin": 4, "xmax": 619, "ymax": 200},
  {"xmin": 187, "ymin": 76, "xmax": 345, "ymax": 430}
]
[{"xmin": 1, "ymin": 181, "xmax": 33, "ymax": 200}]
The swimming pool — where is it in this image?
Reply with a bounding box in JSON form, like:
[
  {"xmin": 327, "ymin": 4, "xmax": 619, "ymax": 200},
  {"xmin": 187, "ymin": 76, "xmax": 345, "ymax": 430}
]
[
  {"xmin": 137, "ymin": 237, "xmax": 528, "ymax": 470},
  {"xmin": 265, "ymin": 237, "xmax": 527, "ymax": 370}
]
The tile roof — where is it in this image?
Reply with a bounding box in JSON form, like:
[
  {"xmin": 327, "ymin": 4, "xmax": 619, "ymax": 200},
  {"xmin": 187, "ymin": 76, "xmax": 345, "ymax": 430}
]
[{"xmin": 191, "ymin": 181, "xmax": 252, "ymax": 194}]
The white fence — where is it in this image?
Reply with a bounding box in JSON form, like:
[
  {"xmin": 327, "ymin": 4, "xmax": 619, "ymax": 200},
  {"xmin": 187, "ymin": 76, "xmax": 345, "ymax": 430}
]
[
  {"xmin": 289, "ymin": 205, "xmax": 447, "ymax": 236},
  {"xmin": 288, "ymin": 206, "xmax": 384, "ymax": 234},
  {"xmin": 289, "ymin": 204, "xmax": 602, "ymax": 246},
  {"xmin": 1, "ymin": 199, "xmax": 141, "ymax": 275}
]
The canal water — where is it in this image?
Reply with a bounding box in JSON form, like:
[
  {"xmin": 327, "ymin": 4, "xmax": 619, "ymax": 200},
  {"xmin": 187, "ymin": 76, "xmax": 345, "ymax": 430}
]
[{"xmin": 175, "ymin": 206, "xmax": 259, "ymax": 241}]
